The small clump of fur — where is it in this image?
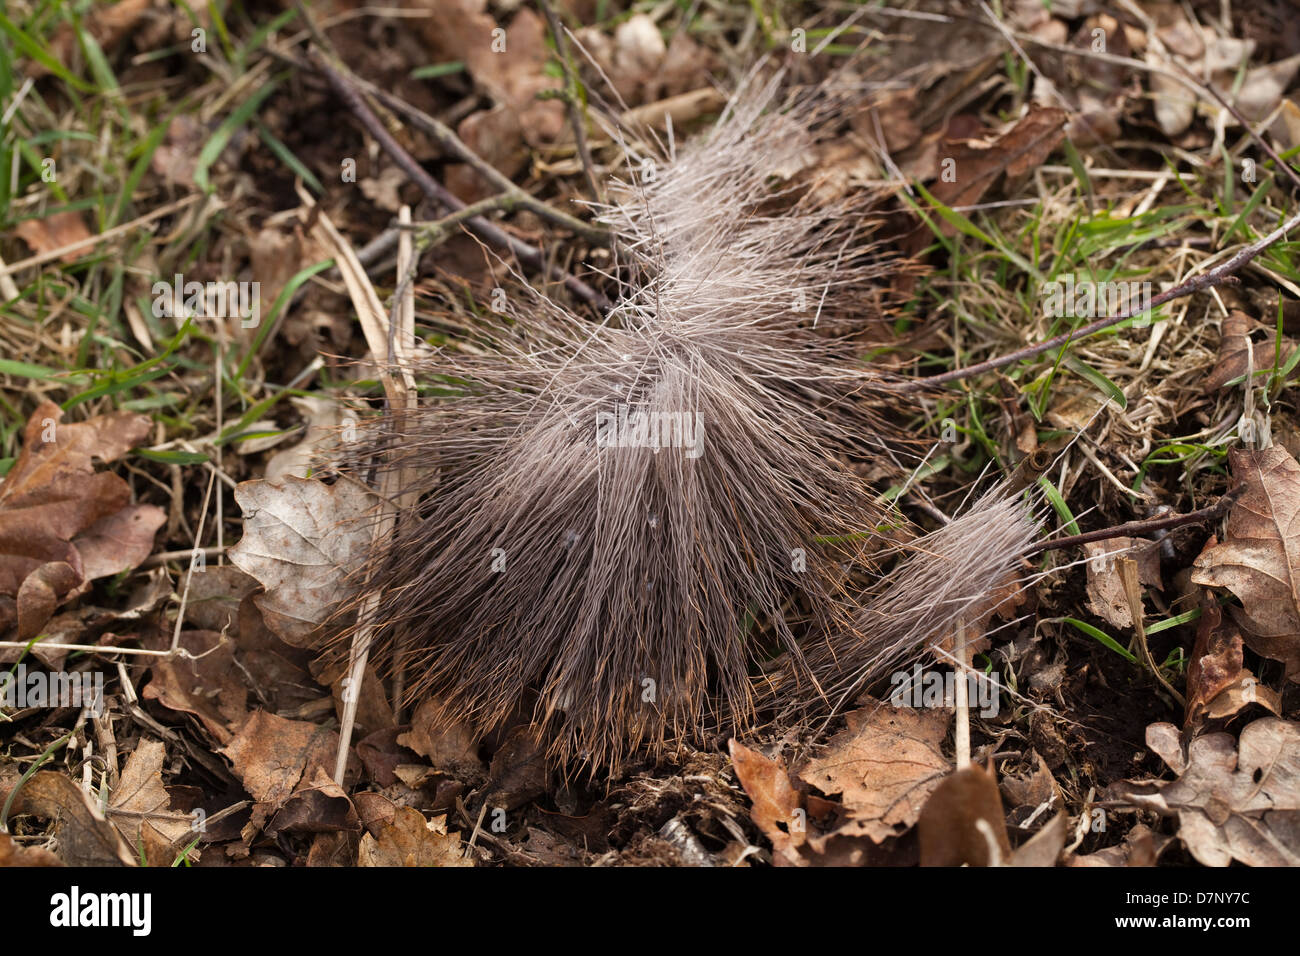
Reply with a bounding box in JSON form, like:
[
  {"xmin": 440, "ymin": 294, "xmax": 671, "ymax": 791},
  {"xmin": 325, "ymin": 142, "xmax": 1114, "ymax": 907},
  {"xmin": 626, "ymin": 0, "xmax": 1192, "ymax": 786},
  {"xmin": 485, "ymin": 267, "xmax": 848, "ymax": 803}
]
[{"xmin": 338, "ymin": 75, "xmax": 1038, "ymax": 767}]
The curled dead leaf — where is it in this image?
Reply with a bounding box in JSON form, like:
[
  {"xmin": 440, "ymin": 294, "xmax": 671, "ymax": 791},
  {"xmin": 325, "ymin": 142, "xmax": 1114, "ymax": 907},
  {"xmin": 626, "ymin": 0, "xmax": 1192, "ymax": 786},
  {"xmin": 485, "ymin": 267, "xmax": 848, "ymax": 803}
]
[{"xmin": 1191, "ymin": 446, "xmax": 1300, "ymax": 682}]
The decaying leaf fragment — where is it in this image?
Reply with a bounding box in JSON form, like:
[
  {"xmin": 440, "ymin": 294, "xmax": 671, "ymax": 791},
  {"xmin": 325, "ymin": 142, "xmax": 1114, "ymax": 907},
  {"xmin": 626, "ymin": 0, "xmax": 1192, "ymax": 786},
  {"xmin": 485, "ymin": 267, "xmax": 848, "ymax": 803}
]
[
  {"xmin": 2, "ymin": 770, "xmax": 135, "ymax": 866},
  {"xmin": 729, "ymin": 739, "xmax": 807, "ymax": 863}
]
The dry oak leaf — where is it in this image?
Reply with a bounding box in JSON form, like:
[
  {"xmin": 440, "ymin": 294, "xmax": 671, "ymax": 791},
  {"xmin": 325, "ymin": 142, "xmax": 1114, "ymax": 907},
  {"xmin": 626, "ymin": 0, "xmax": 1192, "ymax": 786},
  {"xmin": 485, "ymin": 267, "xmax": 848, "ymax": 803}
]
[
  {"xmin": 228, "ymin": 475, "xmax": 380, "ymax": 646},
  {"xmin": 0, "ymin": 401, "xmax": 158, "ymax": 645},
  {"xmin": 1112, "ymin": 719, "xmax": 1300, "ymax": 867},
  {"xmin": 358, "ymin": 805, "xmax": 473, "ymax": 867},
  {"xmin": 798, "ymin": 699, "xmax": 951, "ymax": 843},
  {"xmin": 1191, "ymin": 446, "xmax": 1300, "ymax": 682}
]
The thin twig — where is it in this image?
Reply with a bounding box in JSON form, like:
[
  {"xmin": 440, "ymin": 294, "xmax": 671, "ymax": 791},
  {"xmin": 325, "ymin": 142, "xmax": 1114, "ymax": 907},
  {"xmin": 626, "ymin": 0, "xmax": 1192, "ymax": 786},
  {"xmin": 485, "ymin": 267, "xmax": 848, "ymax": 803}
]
[
  {"xmin": 1026, "ymin": 485, "xmax": 1243, "ymax": 556},
  {"xmin": 170, "ymin": 468, "xmax": 218, "ymax": 653},
  {"xmin": 904, "ymin": 206, "xmax": 1300, "ymax": 389},
  {"xmin": 361, "ymin": 82, "xmax": 612, "ymax": 246},
  {"xmin": 538, "ymin": 0, "xmax": 603, "ymax": 205},
  {"xmin": 270, "ymin": 43, "xmax": 611, "ymax": 246},
  {"xmin": 308, "ymin": 49, "xmax": 609, "ymax": 311},
  {"xmin": 402, "ymin": 193, "xmax": 550, "ymax": 246}
]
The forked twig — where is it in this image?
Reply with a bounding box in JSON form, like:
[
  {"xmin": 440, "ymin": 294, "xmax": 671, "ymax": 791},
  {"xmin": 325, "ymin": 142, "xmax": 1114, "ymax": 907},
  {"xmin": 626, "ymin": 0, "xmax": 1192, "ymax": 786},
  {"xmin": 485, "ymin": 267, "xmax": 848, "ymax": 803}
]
[{"xmin": 308, "ymin": 49, "xmax": 611, "ymax": 312}]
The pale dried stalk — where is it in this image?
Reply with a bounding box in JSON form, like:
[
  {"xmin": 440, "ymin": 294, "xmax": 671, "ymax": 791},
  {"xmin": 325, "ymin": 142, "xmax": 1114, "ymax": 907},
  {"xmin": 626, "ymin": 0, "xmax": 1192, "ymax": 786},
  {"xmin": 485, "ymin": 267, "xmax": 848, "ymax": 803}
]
[{"xmin": 299, "ymin": 185, "xmax": 417, "ymax": 785}]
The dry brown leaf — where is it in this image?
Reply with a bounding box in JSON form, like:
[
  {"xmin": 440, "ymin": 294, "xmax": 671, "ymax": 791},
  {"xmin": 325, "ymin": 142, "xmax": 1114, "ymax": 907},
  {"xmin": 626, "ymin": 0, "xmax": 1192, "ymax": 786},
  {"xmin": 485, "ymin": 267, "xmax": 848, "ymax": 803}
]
[
  {"xmin": 108, "ymin": 740, "xmax": 196, "ymax": 867},
  {"xmin": 396, "ymin": 697, "xmax": 485, "ymax": 778},
  {"xmin": 358, "ymin": 806, "xmax": 473, "ymax": 867},
  {"xmin": 1068, "ymin": 823, "xmax": 1172, "ymax": 867},
  {"xmin": 911, "ymin": 106, "xmax": 1067, "ymax": 251},
  {"xmin": 417, "ymin": 1, "xmax": 563, "ymax": 149},
  {"xmin": 306, "ymin": 830, "xmax": 360, "ymax": 867},
  {"xmin": 1205, "ymin": 311, "xmax": 1277, "ymax": 392},
  {"xmin": 266, "ymin": 765, "xmax": 359, "ymax": 836},
  {"xmin": 142, "ymin": 630, "xmax": 248, "ymax": 745},
  {"xmin": 1084, "ymin": 537, "xmax": 1163, "ymax": 629},
  {"xmin": 729, "ymin": 739, "xmax": 805, "ymax": 863},
  {"xmin": 219, "ymin": 710, "xmax": 340, "ymax": 835},
  {"xmin": 1008, "ymin": 811, "xmax": 1068, "ymax": 867},
  {"xmin": 1001, "ymin": 750, "xmax": 1063, "ymax": 825},
  {"xmin": 27, "ymin": 0, "xmax": 151, "ymax": 80},
  {"xmin": 1112, "ymin": 718, "xmax": 1300, "ymax": 866},
  {"xmin": 798, "ymin": 699, "xmax": 950, "ymax": 843},
  {"xmin": 1184, "ymin": 597, "xmax": 1279, "ymax": 726},
  {"xmin": 12, "ymin": 212, "xmax": 94, "ymax": 263},
  {"xmin": 0, "ymin": 402, "xmax": 156, "ymax": 647},
  {"xmin": 1191, "ymin": 446, "xmax": 1300, "ymax": 681},
  {"xmin": 918, "ymin": 764, "xmax": 1012, "ymax": 866},
  {"xmin": 228, "ymin": 475, "xmax": 380, "ymax": 646},
  {"xmin": 73, "ymin": 505, "xmax": 167, "ymax": 583},
  {"xmin": 181, "ymin": 564, "xmax": 259, "ymax": 634},
  {"xmin": 1185, "ymin": 599, "xmax": 1246, "ymax": 727}
]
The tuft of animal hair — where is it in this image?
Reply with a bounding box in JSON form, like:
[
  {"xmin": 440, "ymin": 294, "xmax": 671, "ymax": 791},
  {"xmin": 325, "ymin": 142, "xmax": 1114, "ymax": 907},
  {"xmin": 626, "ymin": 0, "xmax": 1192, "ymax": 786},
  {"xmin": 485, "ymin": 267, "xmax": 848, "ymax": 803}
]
[
  {"xmin": 334, "ymin": 74, "xmax": 1040, "ymax": 768},
  {"xmin": 775, "ymin": 485, "xmax": 1042, "ymax": 715}
]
